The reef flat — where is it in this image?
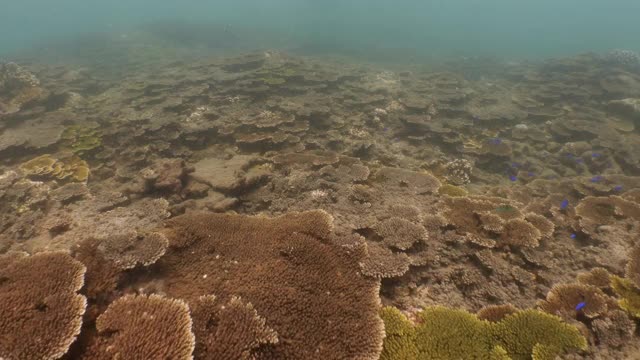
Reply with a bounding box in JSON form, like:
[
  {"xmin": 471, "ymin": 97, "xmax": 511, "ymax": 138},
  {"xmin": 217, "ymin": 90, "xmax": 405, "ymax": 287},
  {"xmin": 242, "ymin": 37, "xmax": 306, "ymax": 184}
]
[{"xmin": 1, "ymin": 46, "xmax": 640, "ymax": 359}]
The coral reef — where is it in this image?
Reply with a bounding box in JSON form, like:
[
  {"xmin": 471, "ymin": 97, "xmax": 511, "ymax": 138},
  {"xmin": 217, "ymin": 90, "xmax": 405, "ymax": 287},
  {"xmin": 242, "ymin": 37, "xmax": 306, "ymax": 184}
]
[
  {"xmin": 84, "ymin": 294, "xmax": 195, "ymax": 359},
  {"xmin": 154, "ymin": 210, "xmax": 384, "ymax": 359},
  {"xmin": 191, "ymin": 295, "xmax": 279, "ymax": 359},
  {"xmin": 379, "ymin": 305, "xmax": 586, "ymax": 360},
  {"xmin": 2, "ymin": 50, "xmax": 640, "ymax": 358},
  {"xmin": 20, "ymin": 154, "xmax": 90, "ymax": 182},
  {"xmin": 0, "ymin": 252, "xmax": 86, "ymax": 360},
  {"xmin": 0, "ymin": 62, "xmax": 43, "ymax": 115}
]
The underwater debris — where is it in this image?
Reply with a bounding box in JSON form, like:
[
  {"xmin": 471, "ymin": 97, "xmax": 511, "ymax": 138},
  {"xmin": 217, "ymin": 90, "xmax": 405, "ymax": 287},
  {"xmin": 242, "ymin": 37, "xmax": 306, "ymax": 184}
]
[{"xmin": 0, "ymin": 252, "xmax": 86, "ymax": 360}]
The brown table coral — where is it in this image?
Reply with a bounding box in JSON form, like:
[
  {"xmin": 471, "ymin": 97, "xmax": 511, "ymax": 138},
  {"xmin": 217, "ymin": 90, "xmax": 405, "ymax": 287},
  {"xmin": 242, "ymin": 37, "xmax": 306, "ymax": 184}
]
[
  {"xmin": 0, "ymin": 251, "xmax": 86, "ymax": 360},
  {"xmin": 150, "ymin": 210, "xmax": 384, "ymax": 359}
]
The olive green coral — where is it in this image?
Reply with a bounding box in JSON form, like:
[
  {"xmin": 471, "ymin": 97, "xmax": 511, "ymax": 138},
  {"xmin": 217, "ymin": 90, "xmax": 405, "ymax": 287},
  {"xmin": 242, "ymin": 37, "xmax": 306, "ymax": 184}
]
[
  {"xmin": 380, "ymin": 307, "xmax": 418, "ymax": 360},
  {"xmin": 61, "ymin": 124, "xmax": 102, "ymax": 154},
  {"xmin": 415, "ymin": 306, "xmax": 494, "ymax": 359},
  {"xmin": 492, "ymin": 309, "xmax": 588, "ymax": 360},
  {"xmin": 611, "ymin": 275, "xmax": 640, "ymax": 318},
  {"xmin": 20, "ymin": 154, "xmax": 90, "ymax": 182},
  {"xmin": 379, "ymin": 306, "xmax": 587, "ymax": 360}
]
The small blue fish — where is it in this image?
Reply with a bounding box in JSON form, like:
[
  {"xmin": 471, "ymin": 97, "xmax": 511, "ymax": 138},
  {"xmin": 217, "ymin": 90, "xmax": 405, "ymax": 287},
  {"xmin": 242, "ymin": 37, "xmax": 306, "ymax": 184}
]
[
  {"xmin": 614, "ymin": 185, "xmax": 623, "ymax": 192},
  {"xmin": 490, "ymin": 138, "xmax": 502, "ymax": 145},
  {"xmin": 527, "ymin": 172, "xmax": 535, "ymax": 177},
  {"xmin": 570, "ymin": 233, "xmax": 577, "ymax": 239},
  {"xmin": 560, "ymin": 199, "xmax": 569, "ymax": 210},
  {"xmin": 591, "ymin": 153, "xmax": 602, "ymax": 158},
  {"xmin": 575, "ymin": 158, "xmax": 584, "ymax": 164},
  {"xmin": 590, "ymin": 175, "xmax": 603, "ymax": 183},
  {"xmin": 575, "ymin": 302, "xmax": 586, "ymax": 311},
  {"xmin": 511, "ymin": 162, "xmax": 521, "ymax": 168},
  {"xmin": 509, "ymin": 175, "xmax": 517, "ymax": 182}
]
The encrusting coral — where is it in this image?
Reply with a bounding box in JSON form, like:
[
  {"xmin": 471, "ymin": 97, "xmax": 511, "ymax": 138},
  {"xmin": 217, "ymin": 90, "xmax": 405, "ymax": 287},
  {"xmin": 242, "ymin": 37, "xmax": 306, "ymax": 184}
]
[
  {"xmin": 379, "ymin": 305, "xmax": 586, "ymax": 360},
  {"xmin": 0, "ymin": 251, "xmax": 87, "ymax": 360},
  {"xmin": 83, "ymin": 294, "xmax": 195, "ymax": 360}
]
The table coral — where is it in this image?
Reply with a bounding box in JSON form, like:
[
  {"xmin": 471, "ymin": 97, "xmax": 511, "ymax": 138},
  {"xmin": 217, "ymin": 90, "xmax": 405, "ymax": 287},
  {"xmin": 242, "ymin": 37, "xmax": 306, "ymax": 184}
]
[
  {"xmin": 155, "ymin": 210, "xmax": 384, "ymax": 359},
  {"xmin": 0, "ymin": 252, "xmax": 86, "ymax": 360},
  {"xmin": 86, "ymin": 294, "xmax": 195, "ymax": 359},
  {"xmin": 191, "ymin": 295, "xmax": 279, "ymax": 359},
  {"xmin": 538, "ymin": 283, "xmax": 609, "ymax": 319}
]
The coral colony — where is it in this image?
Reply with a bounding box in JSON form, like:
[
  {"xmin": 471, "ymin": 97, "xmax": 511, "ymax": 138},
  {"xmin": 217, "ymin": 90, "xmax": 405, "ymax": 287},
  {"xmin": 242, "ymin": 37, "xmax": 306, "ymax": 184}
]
[{"xmin": 1, "ymin": 46, "xmax": 640, "ymax": 360}]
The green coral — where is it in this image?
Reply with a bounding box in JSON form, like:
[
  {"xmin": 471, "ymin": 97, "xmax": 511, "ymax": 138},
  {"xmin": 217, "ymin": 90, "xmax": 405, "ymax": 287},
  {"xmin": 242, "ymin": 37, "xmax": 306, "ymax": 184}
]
[
  {"xmin": 415, "ymin": 306, "xmax": 494, "ymax": 359},
  {"xmin": 61, "ymin": 124, "xmax": 102, "ymax": 154},
  {"xmin": 492, "ymin": 309, "xmax": 587, "ymax": 360},
  {"xmin": 438, "ymin": 184, "xmax": 468, "ymax": 197},
  {"xmin": 379, "ymin": 306, "xmax": 586, "ymax": 360},
  {"xmin": 611, "ymin": 275, "xmax": 640, "ymax": 318},
  {"xmin": 531, "ymin": 344, "xmax": 562, "ymax": 360},
  {"xmin": 19, "ymin": 154, "xmax": 90, "ymax": 182},
  {"xmin": 380, "ymin": 307, "xmax": 418, "ymax": 360}
]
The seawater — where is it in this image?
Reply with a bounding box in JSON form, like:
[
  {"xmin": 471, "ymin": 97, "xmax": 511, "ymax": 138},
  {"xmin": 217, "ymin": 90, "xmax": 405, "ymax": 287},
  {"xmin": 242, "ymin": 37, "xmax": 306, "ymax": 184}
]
[{"xmin": 2, "ymin": 0, "xmax": 640, "ymax": 61}]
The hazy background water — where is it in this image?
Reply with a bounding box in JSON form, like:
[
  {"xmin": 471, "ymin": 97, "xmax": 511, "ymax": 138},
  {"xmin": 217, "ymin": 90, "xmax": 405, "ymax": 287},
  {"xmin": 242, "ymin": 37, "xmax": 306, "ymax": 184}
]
[{"xmin": 2, "ymin": 0, "xmax": 640, "ymax": 61}]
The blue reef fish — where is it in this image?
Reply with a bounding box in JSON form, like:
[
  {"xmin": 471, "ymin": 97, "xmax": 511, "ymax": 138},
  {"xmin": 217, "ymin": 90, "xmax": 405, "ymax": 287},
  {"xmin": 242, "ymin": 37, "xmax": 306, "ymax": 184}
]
[
  {"xmin": 560, "ymin": 199, "xmax": 569, "ymax": 210},
  {"xmin": 591, "ymin": 153, "xmax": 602, "ymax": 158},
  {"xmin": 511, "ymin": 162, "xmax": 521, "ymax": 168},
  {"xmin": 614, "ymin": 185, "xmax": 623, "ymax": 192},
  {"xmin": 509, "ymin": 175, "xmax": 517, "ymax": 182},
  {"xmin": 590, "ymin": 175, "xmax": 603, "ymax": 183},
  {"xmin": 570, "ymin": 233, "xmax": 577, "ymax": 239},
  {"xmin": 575, "ymin": 158, "xmax": 584, "ymax": 164},
  {"xmin": 489, "ymin": 138, "xmax": 502, "ymax": 145},
  {"xmin": 527, "ymin": 172, "xmax": 535, "ymax": 177},
  {"xmin": 575, "ymin": 302, "xmax": 586, "ymax": 311}
]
